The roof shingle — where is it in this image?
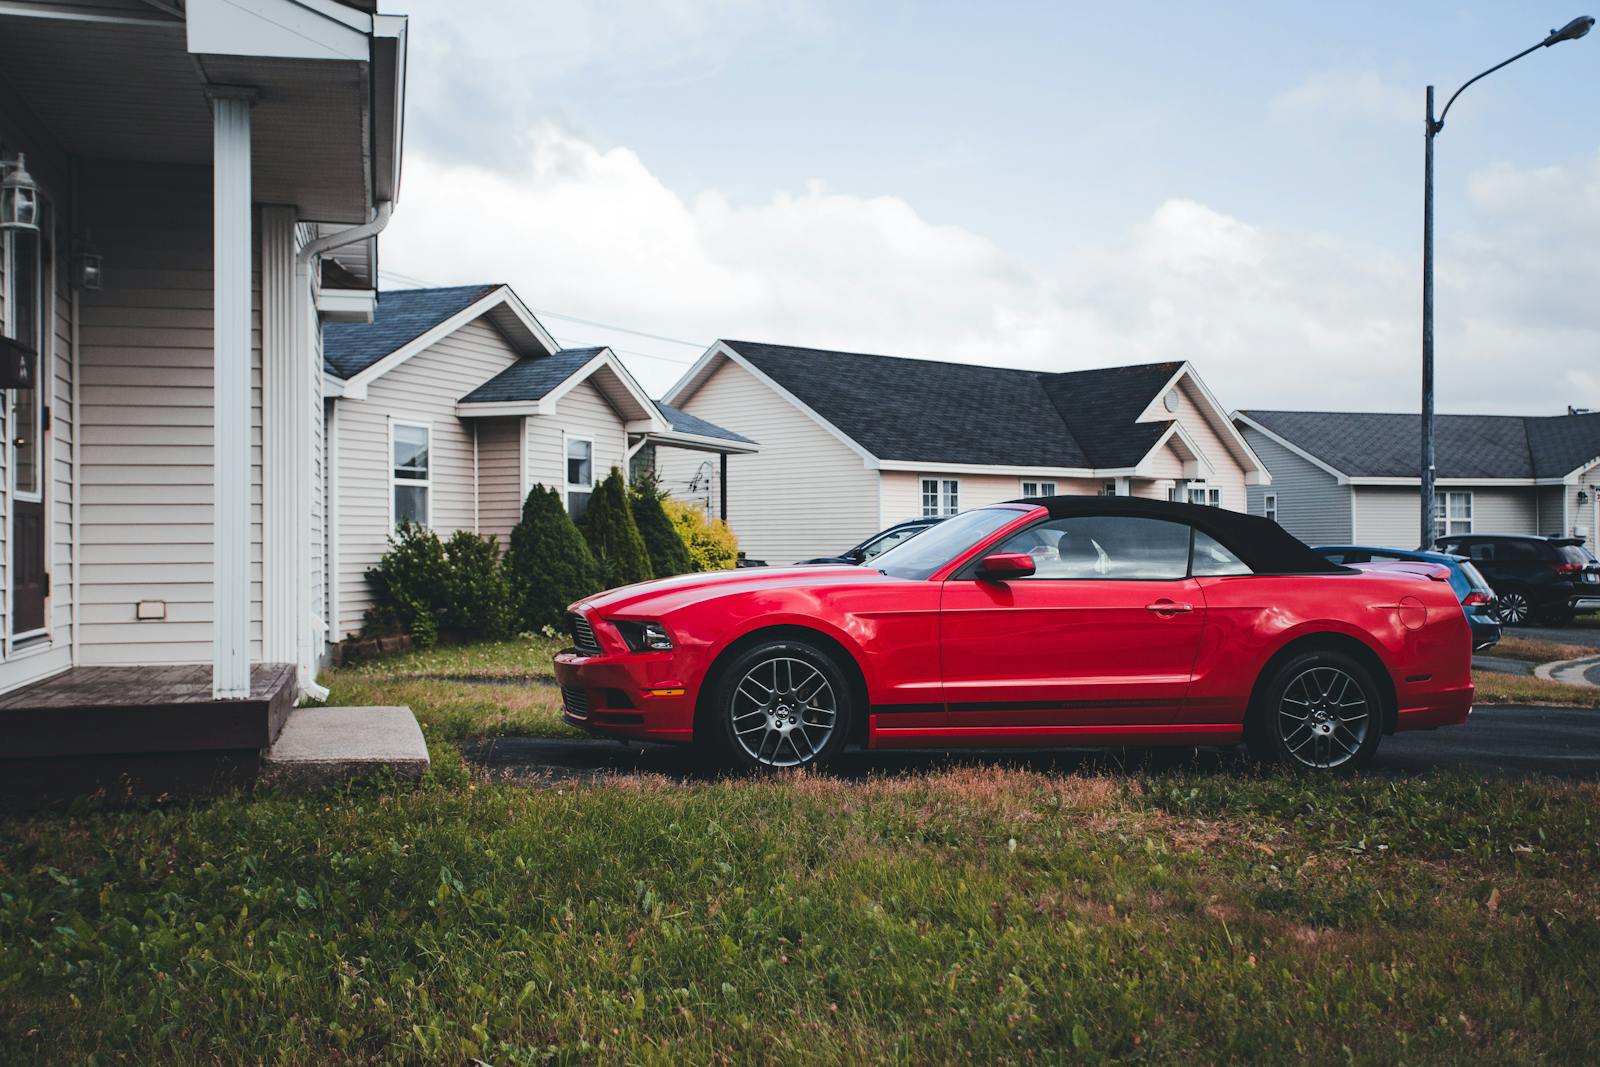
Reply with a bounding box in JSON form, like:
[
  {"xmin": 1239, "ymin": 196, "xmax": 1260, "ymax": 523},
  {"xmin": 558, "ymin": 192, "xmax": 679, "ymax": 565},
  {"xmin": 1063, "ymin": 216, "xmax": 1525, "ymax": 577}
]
[
  {"xmin": 458, "ymin": 348, "xmax": 607, "ymax": 404},
  {"xmin": 324, "ymin": 284, "xmax": 498, "ymax": 378},
  {"xmin": 721, "ymin": 341, "xmax": 1183, "ymax": 469},
  {"xmin": 1241, "ymin": 409, "xmax": 1600, "ymax": 480}
]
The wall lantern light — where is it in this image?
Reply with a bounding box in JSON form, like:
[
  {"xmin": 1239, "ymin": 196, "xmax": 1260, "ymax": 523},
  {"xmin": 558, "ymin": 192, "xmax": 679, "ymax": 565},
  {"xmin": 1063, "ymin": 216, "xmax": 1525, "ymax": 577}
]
[
  {"xmin": 1581, "ymin": 489, "xmax": 1591, "ymax": 506},
  {"xmin": 1, "ymin": 153, "xmax": 40, "ymax": 232},
  {"xmin": 71, "ymin": 231, "xmax": 104, "ymax": 291}
]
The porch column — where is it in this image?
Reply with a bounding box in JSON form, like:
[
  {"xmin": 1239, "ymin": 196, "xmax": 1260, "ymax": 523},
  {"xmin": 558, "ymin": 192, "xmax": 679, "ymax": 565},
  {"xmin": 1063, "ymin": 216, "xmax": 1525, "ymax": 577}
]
[
  {"xmin": 260, "ymin": 205, "xmax": 303, "ymax": 673},
  {"xmin": 719, "ymin": 453, "xmax": 728, "ymax": 521},
  {"xmin": 209, "ymin": 86, "xmax": 256, "ymax": 699}
]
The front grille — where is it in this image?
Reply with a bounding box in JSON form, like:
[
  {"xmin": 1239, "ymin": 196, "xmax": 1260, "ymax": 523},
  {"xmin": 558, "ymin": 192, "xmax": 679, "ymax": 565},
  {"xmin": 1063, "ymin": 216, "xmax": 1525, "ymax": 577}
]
[
  {"xmin": 561, "ymin": 685, "xmax": 590, "ymax": 718},
  {"xmin": 568, "ymin": 613, "xmax": 601, "ymax": 656}
]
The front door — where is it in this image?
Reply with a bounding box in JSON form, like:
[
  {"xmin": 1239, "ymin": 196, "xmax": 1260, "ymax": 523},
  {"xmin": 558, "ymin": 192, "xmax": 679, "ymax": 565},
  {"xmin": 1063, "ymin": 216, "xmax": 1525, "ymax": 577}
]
[
  {"xmin": 939, "ymin": 514, "xmax": 1206, "ymax": 728},
  {"xmin": 4, "ymin": 211, "xmax": 47, "ymax": 640}
]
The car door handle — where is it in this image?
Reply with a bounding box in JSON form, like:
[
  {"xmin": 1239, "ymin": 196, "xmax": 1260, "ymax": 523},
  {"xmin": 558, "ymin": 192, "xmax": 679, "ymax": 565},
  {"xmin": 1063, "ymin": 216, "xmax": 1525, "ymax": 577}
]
[{"xmin": 1145, "ymin": 600, "xmax": 1194, "ymax": 616}]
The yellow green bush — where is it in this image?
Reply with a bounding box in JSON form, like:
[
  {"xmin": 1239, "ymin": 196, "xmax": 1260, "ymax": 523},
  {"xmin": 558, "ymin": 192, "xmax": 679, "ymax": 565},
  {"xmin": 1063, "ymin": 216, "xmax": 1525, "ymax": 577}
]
[{"xmin": 662, "ymin": 496, "xmax": 739, "ymax": 570}]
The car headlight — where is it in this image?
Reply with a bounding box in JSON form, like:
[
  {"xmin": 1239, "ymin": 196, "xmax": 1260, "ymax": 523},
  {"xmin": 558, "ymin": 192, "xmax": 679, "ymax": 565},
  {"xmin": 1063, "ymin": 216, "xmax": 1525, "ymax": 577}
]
[{"xmin": 612, "ymin": 619, "xmax": 674, "ymax": 652}]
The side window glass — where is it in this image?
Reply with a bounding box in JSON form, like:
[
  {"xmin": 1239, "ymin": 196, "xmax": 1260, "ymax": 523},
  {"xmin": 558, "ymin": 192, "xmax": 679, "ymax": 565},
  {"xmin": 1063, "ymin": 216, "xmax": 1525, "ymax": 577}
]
[
  {"xmin": 861, "ymin": 528, "xmax": 915, "ymax": 561},
  {"xmin": 994, "ymin": 516, "xmax": 1189, "ymax": 580},
  {"xmin": 1191, "ymin": 530, "xmax": 1253, "ymax": 576}
]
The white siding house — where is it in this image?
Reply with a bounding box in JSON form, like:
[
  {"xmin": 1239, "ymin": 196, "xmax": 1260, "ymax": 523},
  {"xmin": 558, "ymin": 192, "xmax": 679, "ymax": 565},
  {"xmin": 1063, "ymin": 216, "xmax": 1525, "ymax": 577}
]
[
  {"xmin": 1236, "ymin": 410, "xmax": 1600, "ymax": 549},
  {"xmin": 322, "ymin": 285, "xmax": 755, "ymax": 640},
  {"xmin": 660, "ymin": 341, "xmax": 1269, "ymax": 565},
  {"xmin": 0, "ymin": 0, "xmax": 405, "ymax": 701}
]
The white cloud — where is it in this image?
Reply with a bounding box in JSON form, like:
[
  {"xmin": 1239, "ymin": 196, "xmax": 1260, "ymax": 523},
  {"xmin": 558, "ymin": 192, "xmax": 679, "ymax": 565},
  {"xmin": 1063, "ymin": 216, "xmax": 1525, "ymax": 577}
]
[
  {"xmin": 1269, "ymin": 69, "xmax": 1415, "ymax": 126},
  {"xmin": 382, "ymin": 126, "xmax": 1598, "ymax": 414}
]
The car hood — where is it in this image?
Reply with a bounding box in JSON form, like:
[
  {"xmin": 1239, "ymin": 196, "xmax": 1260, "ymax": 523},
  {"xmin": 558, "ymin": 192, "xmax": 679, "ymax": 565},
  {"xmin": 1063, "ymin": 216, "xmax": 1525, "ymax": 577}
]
[{"xmin": 570, "ymin": 565, "xmax": 901, "ymax": 617}]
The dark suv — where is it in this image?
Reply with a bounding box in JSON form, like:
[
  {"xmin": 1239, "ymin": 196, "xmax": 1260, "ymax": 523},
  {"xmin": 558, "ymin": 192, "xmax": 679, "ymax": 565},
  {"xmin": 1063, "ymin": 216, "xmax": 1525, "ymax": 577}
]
[{"xmin": 1433, "ymin": 534, "xmax": 1600, "ymax": 626}]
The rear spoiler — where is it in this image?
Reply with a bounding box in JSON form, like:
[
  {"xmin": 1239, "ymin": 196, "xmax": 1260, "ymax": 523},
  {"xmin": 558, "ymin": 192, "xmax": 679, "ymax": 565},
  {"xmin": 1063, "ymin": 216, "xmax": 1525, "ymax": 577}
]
[{"xmin": 1350, "ymin": 561, "xmax": 1452, "ymax": 582}]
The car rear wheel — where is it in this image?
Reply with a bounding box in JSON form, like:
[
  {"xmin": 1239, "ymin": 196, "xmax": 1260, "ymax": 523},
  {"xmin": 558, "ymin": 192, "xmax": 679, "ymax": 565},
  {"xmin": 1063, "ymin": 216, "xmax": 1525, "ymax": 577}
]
[
  {"xmin": 703, "ymin": 639, "xmax": 853, "ymax": 773},
  {"xmin": 1494, "ymin": 589, "xmax": 1531, "ymax": 626},
  {"xmin": 1248, "ymin": 649, "xmax": 1381, "ymax": 773}
]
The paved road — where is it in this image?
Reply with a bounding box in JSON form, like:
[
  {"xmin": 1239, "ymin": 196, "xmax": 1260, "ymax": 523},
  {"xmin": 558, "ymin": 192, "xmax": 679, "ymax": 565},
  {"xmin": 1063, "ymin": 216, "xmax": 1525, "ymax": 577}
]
[
  {"xmin": 465, "ymin": 705, "xmax": 1600, "ymax": 783},
  {"xmin": 1509, "ymin": 621, "xmax": 1600, "ymax": 648}
]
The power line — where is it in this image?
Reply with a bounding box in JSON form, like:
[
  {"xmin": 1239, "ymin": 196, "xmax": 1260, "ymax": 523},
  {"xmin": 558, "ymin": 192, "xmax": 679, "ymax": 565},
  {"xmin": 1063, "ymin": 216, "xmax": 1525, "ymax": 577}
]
[
  {"xmin": 551, "ymin": 335, "xmax": 698, "ymax": 366},
  {"xmin": 377, "ymin": 268, "xmax": 710, "ymax": 354}
]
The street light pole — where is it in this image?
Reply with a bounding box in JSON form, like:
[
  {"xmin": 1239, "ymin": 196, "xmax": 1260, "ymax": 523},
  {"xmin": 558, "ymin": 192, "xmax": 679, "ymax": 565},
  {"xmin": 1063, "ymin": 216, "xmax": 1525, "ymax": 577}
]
[
  {"xmin": 1419, "ymin": 15, "xmax": 1593, "ymax": 549},
  {"xmin": 1421, "ymin": 85, "xmax": 1436, "ymax": 549}
]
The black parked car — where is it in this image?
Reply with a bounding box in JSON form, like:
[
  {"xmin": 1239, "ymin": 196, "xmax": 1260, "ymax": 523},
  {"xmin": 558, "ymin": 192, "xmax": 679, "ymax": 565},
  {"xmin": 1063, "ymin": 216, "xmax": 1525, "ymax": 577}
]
[
  {"xmin": 796, "ymin": 517, "xmax": 946, "ymax": 566},
  {"xmin": 1432, "ymin": 534, "xmax": 1600, "ymax": 626}
]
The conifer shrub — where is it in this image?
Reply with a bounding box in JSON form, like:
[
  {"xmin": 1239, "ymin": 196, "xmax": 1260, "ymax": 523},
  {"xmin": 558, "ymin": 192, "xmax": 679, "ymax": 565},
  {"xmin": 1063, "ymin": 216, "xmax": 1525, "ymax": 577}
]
[
  {"xmin": 629, "ymin": 468, "xmax": 694, "ymax": 579},
  {"xmin": 505, "ymin": 485, "xmax": 602, "ymax": 631},
  {"xmin": 577, "ymin": 467, "xmax": 653, "ymax": 588}
]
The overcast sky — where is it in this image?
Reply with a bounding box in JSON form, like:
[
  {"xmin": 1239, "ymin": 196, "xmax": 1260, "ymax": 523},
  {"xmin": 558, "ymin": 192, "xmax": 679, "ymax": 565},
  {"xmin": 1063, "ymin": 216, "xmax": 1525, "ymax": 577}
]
[{"xmin": 377, "ymin": 1, "xmax": 1600, "ymax": 413}]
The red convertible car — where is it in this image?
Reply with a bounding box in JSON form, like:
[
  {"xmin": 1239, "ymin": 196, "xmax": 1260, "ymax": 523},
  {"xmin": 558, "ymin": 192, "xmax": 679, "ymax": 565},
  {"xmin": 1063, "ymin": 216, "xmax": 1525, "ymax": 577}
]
[{"xmin": 553, "ymin": 497, "xmax": 1473, "ymax": 773}]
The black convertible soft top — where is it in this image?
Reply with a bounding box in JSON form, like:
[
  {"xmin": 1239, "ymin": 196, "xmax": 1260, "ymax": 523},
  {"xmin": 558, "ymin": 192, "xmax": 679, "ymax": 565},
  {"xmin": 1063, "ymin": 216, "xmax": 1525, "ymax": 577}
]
[{"xmin": 1006, "ymin": 495, "xmax": 1351, "ymax": 576}]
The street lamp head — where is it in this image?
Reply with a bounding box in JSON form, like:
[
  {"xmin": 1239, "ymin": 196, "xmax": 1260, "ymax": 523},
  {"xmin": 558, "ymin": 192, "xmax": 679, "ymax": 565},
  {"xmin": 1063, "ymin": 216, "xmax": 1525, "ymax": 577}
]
[{"xmin": 1544, "ymin": 15, "xmax": 1594, "ymax": 46}]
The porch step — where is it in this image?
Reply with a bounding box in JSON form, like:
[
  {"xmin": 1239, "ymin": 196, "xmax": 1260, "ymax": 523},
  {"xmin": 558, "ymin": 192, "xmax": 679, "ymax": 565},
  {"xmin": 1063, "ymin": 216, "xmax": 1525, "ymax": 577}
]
[{"xmin": 260, "ymin": 705, "xmax": 430, "ymax": 789}]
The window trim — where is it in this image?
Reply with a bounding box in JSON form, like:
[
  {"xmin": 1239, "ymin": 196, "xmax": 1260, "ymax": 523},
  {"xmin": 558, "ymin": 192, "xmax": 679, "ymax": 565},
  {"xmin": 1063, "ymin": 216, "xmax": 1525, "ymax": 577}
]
[
  {"xmin": 921, "ymin": 476, "xmax": 960, "ymax": 518},
  {"xmin": 1434, "ymin": 490, "xmax": 1473, "ymax": 540},
  {"xmin": 389, "ymin": 418, "xmax": 432, "ymax": 530},
  {"xmin": 564, "ymin": 431, "xmax": 596, "ymax": 518},
  {"xmin": 1021, "ymin": 479, "xmax": 1058, "ymax": 498},
  {"xmin": 1263, "ymin": 492, "xmax": 1278, "ymax": 523}
]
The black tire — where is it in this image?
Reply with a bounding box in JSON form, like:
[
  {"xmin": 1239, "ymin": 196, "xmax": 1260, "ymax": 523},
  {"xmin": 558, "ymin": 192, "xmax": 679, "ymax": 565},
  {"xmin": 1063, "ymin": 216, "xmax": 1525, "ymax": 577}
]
[
  {"xmin": 699, "ymin": 638, "xmax": 854, "ymax": 773},
  {"xmin": 1494, "ymin": 588, "xmax": 1532, "ymax": 626},
  {"xmin": 1246, "ymin": 648, "xmax": 1382, "ymax": 774}
]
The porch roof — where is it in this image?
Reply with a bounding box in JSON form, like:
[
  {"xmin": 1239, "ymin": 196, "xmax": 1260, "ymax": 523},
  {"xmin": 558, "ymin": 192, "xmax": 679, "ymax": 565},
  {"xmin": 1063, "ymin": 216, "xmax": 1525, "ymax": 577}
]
[{"xmin": 0, "ymin": 0, "xmax": 405, "ymax": 223}]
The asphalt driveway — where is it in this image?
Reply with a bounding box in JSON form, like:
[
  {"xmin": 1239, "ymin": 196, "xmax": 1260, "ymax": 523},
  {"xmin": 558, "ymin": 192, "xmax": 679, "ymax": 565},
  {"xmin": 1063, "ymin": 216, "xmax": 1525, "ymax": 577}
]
[{"xmin": 466, "ymin": 704, "xmax": 1600, "ymax": 783}]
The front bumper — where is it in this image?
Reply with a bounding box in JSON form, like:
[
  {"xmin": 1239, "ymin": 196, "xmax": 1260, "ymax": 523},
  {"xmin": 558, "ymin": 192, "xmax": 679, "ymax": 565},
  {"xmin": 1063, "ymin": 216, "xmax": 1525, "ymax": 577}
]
[{"xmin": 553, "ymin": 648, "xmax": 698, "ymax": 743}]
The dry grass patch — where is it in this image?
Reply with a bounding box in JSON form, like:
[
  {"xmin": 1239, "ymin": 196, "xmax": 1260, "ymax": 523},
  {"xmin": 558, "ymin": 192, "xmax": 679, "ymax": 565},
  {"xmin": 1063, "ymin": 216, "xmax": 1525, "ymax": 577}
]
[
  {"xmin": 1473, "ymin": 670, "xmax": 1600, "ymax": 708},
  {"xmin": 1493, "ymin": 635, "xmax": 1595, "ymax": 663}
]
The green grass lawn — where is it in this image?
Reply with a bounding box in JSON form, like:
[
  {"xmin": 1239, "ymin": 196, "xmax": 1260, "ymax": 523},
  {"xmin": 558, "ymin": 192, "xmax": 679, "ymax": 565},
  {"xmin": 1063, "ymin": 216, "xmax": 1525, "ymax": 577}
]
[{"xmin": 3, "ymin": 641, "xmax": 1598, "ymax": 1064}]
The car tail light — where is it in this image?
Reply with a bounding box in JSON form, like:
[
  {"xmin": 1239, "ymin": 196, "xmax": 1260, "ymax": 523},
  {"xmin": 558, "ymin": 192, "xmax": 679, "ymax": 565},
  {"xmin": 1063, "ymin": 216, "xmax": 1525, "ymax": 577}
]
[
  {"xmin": 1462, "ymin": 591, "xmax": 1491, "ymax": 606},
  {"xmin": 1553, "ymin": 562, "xmax": 1584, "ymax": 575}
]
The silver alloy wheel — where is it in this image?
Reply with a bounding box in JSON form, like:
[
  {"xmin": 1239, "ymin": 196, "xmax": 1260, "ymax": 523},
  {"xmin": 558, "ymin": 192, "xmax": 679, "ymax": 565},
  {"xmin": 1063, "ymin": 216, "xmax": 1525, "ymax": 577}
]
[
  {"xmin": 1495, "ymin": 591, "xmax": 1530, "ymax": 625},
  {"xmin": 729, "ymin": 656, "xmax": 838, "ymax": 767},
  {"xmin": 1278, "ymin": 665, "xmax": 1371, "ymax": 770}
]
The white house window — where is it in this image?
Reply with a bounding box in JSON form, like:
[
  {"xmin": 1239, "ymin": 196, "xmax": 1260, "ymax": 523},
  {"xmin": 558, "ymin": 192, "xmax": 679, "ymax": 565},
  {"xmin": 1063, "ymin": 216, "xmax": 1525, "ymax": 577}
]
[
  {"xmin": 566, "ymin": 437, "xmax": 594, "ymax": 520},
  {"xmin": 1264, "ymin": 493, "xmax": 1278, "ymax": 523},
  {"xmin": 1434, "ymin": 491, "xmax": 1472, "ymax": 540},
  {"xmin": 1022, "ymin": 480, "xmax": 1057, "ymax": 498},
  {"xmin": 1100, "ymin": 481, "xmax": 1118, "ymax": 496},
  {"xmin": 1187, "ymin": 484, "xmax": 1221, "ymax": 507},
  {"xmin": 921, "ymin": 477, "xmax": 959, "ymax": 517},
  {"xmin": 391, "ymin": 422, "xmax": 430, "ymax": 527}
]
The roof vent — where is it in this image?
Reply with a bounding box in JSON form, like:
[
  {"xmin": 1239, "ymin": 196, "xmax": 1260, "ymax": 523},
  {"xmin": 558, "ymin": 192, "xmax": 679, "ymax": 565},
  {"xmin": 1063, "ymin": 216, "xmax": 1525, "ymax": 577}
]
[{"xmin": 1164, "ymin": 389, "xmax": 1181, "ymax": 413}]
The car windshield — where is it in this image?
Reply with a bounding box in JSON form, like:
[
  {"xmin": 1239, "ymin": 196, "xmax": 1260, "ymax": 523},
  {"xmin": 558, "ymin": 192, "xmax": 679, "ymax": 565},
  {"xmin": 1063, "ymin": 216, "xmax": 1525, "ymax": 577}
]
[{"xmin": 872, "ymin": 507, "xmax": 1027, "ymax": 580}]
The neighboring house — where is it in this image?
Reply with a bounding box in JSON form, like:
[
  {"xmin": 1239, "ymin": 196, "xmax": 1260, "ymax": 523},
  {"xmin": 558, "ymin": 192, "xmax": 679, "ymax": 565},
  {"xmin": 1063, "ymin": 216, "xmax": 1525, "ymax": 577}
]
[
  {"xmin": 1234, "ymin": 409, "xmax": 1600, "ymax": 548},
  {"xmin": 0, "ymin": 0, "xmax": 408, "ymax": 792},
  {"xmin": 322, "ymin": 285, "xmax": 755, "ymax": 640},
  {"xmin": 658, "ymin": 341, "xmax": 1269, "ymax": 564}
]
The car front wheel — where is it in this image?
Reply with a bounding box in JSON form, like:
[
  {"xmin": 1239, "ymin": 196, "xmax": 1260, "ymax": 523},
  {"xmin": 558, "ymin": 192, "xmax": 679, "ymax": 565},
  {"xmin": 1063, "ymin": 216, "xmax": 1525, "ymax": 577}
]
[
  {"xmin": 1249, "ymin": 649, "xmax": 1382, "ymax": 773},
  {"xmin": 703, "ymin": 639, "xmax": 853, "ymax": 772}
]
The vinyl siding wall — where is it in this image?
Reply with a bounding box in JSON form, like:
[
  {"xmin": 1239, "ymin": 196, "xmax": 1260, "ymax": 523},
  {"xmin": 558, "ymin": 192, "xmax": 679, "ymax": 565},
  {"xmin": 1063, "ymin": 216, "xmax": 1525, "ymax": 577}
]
[
  {"xmin": 879, "ymin": 473, "xmax": 1104, "ymax": 525},
  {"xmin": 332, "ymin": 318, "xmax": 519, "ymax": 637},
  {"xmin": 1352, "ymin": 485, "xmax": 1537, "ymax": 548},
  {"xmin": 1569, "ymin": 463, "xmax": 1599, "ymax": 543},
  {"xmin": 1239, "ymin": 425, "xmax": 1353, "ymax": 546},
  {"xmin": 525, "ymin": 379, "xmax": 629, "ymax": 502},
  {"xmin": 1171, "ymin": 380, "xmax": 1248, "ymax": 511},
  {"xmin": 663, "ymin": 359, "xmax": 879, "ymax": 565},
  {"xmin": 76, "ymin": 162, "xmax": 265, "ymax": 666},
  {"xmin": 0, "ymin": 109, "xmax": 76, "ymax": 691},
  {"xmin": 475, "ymin": 416, "xmax": 524, "ymax": 545}
]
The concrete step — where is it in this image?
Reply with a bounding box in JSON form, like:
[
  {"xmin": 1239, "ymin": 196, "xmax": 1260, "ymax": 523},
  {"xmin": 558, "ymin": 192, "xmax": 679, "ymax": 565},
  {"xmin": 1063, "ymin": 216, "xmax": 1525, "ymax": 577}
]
[{"xmin": 260, "ymin": 705, "xmax": 430, "ymax": 789}]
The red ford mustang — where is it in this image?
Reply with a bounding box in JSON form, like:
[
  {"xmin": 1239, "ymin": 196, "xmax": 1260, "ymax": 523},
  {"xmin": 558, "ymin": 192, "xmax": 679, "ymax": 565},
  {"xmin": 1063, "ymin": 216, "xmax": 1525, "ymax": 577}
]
[{"xmin": 553, "ymin": 497, "xmax": 1473, "ymax": 773}]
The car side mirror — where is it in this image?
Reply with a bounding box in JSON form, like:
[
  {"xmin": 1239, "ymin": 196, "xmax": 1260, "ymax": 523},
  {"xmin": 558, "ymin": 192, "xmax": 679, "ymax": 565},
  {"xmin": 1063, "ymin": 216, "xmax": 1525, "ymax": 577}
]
[
  {"xmin": 978, "ymin": 552, "xmax": 1035, "ymax": 580},
  {"xmin": 846, "ymin": 549, "xmax": 866, "ymax": 564}
]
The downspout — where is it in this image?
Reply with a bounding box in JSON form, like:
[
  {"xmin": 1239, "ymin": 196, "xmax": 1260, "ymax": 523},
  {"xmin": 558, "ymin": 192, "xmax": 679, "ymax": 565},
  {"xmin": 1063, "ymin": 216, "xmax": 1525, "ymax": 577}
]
[{"xmin": 295, "ymin": 201, "xmax": 391, "ymax": 702}]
